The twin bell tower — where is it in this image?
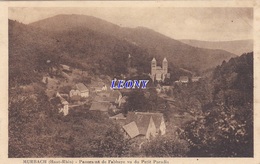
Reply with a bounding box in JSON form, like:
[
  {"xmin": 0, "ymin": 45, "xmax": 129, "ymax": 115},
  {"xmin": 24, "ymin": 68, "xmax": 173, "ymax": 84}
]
[{"xmin": 151, "ymin": 57, "xmax": 168, "ymax": 82}]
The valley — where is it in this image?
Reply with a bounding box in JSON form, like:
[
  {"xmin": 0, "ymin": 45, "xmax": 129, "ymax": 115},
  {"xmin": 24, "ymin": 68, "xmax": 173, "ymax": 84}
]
[{"xmin": 8, "ymin": 14, "xmax": 253, "ymax": 158}]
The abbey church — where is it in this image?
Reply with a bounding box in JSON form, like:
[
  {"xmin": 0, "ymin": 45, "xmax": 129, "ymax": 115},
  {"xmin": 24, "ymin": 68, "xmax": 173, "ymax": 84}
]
[{"xmin": 150, "ymin": 57, "xmax": 170, "ymax": 82}]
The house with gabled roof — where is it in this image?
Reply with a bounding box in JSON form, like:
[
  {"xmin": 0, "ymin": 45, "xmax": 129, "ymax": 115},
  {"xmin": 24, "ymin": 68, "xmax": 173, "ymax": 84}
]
[
  {"xmin": 95, "ymin": 90, "xmax": 123, "ymax": 106},
  {"xmin": 93, "ymin": 95, "xmax": 108, "ymax": 102},
  {"xmin": 90, "ymin": 90, "xmax": 122, "ymax": 113},
  {"xmin": 60, "ymin": 64, "xmax": 72, "ymax": 73},
  {"xmin": 89, "ymin": 81, "xmax": 108, "ymax": 93},
  {"xmin": 89, "ymin": 101, "xmax": 111, "ymax": 112},
  {"xmin": 144, "ymin": 112, "xmax": 166, "ymax": 135},
  {"xmin": 122, "ymin": 112, "xmax": 166, "ymax": 140},
  {"xmin": 75, "ymin": 83, "xmax": 89, "ymax": 97},
  {"xmin": 179, "ymin": 76, "xmax": 189, "ymax": 83}
]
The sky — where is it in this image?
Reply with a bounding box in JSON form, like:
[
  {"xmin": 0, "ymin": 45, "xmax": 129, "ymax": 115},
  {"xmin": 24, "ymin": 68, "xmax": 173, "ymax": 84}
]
[{"xmin": 8, "ymin": 7, "xmax": 253, "ymax": 41}]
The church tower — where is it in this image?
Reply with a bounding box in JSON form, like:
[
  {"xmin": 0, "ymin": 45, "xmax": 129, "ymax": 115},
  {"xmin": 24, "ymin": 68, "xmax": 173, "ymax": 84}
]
[
  {"xmin": 151, "ymin": 57, "xmax": 157, "ymax": 76},
  {"xmin": 162, "ymin": 57, "xmax": 168, "ymax": 74}
]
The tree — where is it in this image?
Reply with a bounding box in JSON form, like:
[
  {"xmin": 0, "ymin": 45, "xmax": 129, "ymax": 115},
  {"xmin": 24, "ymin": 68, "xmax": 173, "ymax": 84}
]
[
  {"xmin": 183, "ymin": 52, "xmax": 253, "ymax": 157},
  {"xmin": 9, "ymin": 89, "xmax": 57, "ymax": 157},
  {"xmin": 183, "ymin": 103, "xmax": 253, "ymax": 157},
  {"xmin": 124, "ymin": 90, "xmax": 147, "ymax": 112},
  {"xmin": 142, "ymin": 136, "xmax": 190, "ymax": 157},
  {"xmin": 89, "ymin": 126, "xmax": 130, "ymax": 157}
]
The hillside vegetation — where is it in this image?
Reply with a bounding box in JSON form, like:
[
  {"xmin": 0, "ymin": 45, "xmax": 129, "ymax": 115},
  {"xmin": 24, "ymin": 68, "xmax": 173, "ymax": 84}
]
[
  {"xmin": 9, "ymin": 20, "xmax": 150, "ymax": 87},
  {"xmin": 29, "ymin": 14, "xmax": 236, "ymax": 73},
  {"xmin": 181, "ymin": 52, "xmax": 253, "ymax": 157}
]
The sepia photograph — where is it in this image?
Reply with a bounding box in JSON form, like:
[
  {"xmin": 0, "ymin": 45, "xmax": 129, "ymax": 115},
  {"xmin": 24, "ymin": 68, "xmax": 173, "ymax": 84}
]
[{"xmin": 5, "ymin": 4, "xmax": 255, "ymax": 161}]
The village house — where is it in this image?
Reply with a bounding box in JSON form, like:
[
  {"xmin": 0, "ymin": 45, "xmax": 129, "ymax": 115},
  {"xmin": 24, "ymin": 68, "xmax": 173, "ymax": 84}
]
[
  {"xmin": 156, "ymin": 84, "xmax": 171, "ymax": 94},
  {"xmin": 123, "ymin": 121, "xmax": 142, "ymax": 139},
  {"xmin": 69, "ymin": 89, "xmax": 81, "ymax": 97},
  {"xmin": 96, "ymin": 91, "xmax": 110, "ymax": 97},
  {"xmin": 60, "ymin": 64, "xmax": 72, "ymax": 73},
  {"xmin": 191, "ymin": 76, "xmax": 201, "ymax": 82},
  {"xmin": 89, "ymin": 101, "xmax": 112, "ymax": 112},
  {"xmin": 89, "ymin": 82, "xmax": 108, "ymax": 93},
  {"xmin": 69, "ymin": 83, "xmax": 89, "ymax": 98},
  {"xmin": 122, "ymin": 112, "xmax": 166, "ymax": 140},
  {"xmin": 95, "ymin": 90, "xmax": 123, "ymax": 106},
  {"xmin": 89, "ymin": 89, "xmax": 124, "ymax": 113},
  {"xmin": 179, "ymin": 76, "xmax": 189, "ymax": 83},
  {"xmin": 76, "ymin": 83, "xmax": 89, "ymax": 97}
]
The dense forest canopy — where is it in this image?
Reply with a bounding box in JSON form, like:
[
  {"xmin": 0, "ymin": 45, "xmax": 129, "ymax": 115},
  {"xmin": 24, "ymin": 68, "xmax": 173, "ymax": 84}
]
[{"xmin": 182, "ymin": 52, "xmax": 253, "ymax": 157}]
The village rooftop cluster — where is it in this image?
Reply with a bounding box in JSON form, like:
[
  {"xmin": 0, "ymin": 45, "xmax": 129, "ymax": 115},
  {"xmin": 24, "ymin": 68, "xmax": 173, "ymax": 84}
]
[{"xmin": 41, "ymin": 57, "xmax": 201, "ymax": 142}]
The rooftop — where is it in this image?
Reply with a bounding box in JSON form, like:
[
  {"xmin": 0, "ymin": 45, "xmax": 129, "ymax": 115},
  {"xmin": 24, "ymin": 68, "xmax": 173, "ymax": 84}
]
[
  {"xmin": 125, "ymin": 112, "xmax": 164, "ymax": 135},
  {"xmin": 76, "ymin": 83, "xmax": 89, "ymax": 92},
  {"xmin": 133, "ymin": 112, "xmax": 164, "ymax": 131},
  {"xmin": 179, "ymin": 76, "xmax": 189, "ymax": 82},
  {"xmin": 109, "ymin": 113, "xmax": 126, "ymax": 120},
  {"xmin": 89, "ymin": 101, "xmax": 111, "ymax": 112},
  {"xmin": 123, "ymin": 121, "xmax": 140, "ymax": 138}
]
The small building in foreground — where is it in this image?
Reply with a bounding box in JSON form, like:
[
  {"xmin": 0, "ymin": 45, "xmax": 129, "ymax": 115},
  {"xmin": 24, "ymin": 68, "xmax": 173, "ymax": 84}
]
[{"xmin": 122, "ymin": 112, "xmax": 166, "ymax": 140}]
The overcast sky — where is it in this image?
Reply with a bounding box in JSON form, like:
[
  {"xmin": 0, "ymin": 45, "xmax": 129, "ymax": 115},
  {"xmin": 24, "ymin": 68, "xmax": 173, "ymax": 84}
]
[{"xmin": 9, "ymin": 7, "xmax": 253, "ymax": 41}]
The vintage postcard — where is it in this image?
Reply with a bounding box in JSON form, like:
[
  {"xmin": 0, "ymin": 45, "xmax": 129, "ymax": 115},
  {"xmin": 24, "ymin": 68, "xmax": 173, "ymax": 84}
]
[{"xmin": 0, "ymin": 1, "xmax": 259, "ymax": 164}]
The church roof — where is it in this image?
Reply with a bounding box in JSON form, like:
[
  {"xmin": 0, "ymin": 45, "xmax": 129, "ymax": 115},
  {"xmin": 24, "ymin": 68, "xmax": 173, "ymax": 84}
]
[
  {"xmin": 163, "ymin": 57, "xmax": 167, "ymax": 62},
  {"xmin": 152, "ymin": 57, "xmax": 156, "ymax": 62}
]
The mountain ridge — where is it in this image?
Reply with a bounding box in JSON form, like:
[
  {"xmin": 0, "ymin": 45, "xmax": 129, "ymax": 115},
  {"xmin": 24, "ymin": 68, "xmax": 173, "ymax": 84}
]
[
  {"xmin": 180, "ymin": 39, "xmax": 253, "ymax": 56},
  {"xmin": 28, "ymin": 14, "xmax": 236, "ymax": 73},
  {"xmin": 9, "ymin": 19, "xmax": 151, "ymax": 86}
]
